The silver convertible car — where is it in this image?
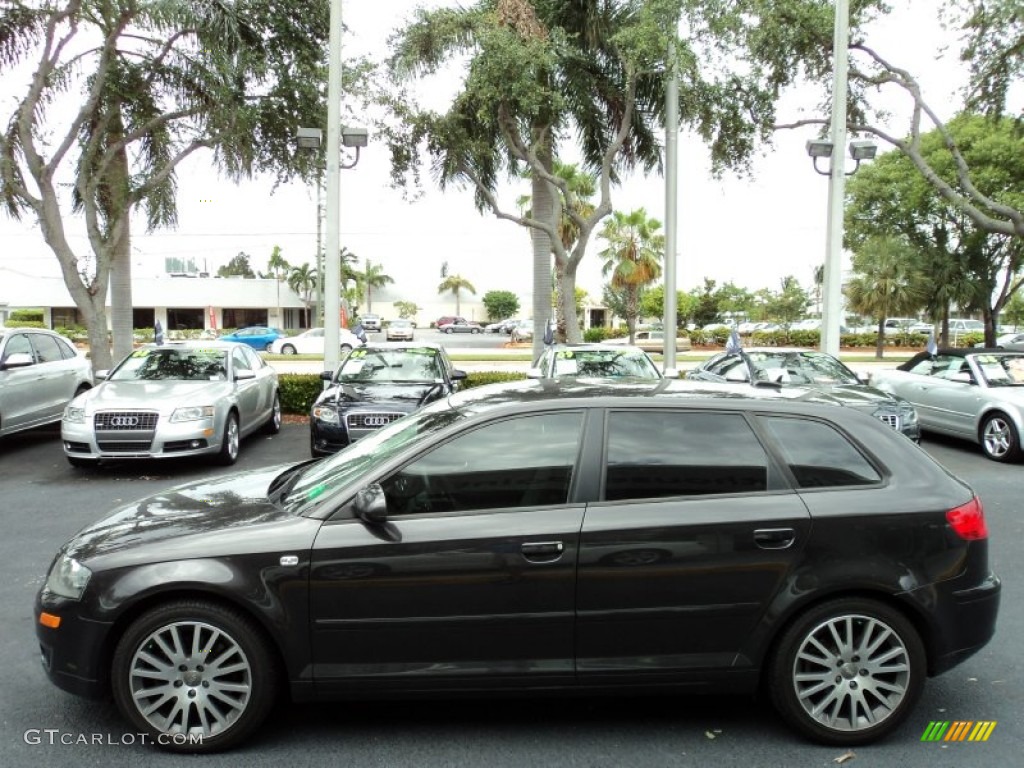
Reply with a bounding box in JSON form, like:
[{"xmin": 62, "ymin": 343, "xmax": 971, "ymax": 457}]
[
  {"xmin": 61, "ymin": 342, "xmax": 280, "ymax": 467},
  {"xmin": 870, "ymin": 348, "xmax": 1024, "ymax": 462}
]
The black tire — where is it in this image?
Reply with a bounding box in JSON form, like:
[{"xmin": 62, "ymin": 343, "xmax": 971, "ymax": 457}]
[
  {"xmin": 217, "ymin": 413, "xmax": 240, "ymax": 466},
  {"xmin": 768, "ymin": 597, "xmax": 925, "ymax": 746},
  {"xmin": 111, "ymin": 599, "xmax": 277, "ymax": 753},
  {"xmin": 262, "ymin": 393, "xmax": 281, "ymax": 435},
  {"xmin": 281, "ymin": 344, "xmax": 296, "ymax": 355},
  {"xmin": 264, "ymin": 342, "xmax": 274, "ymax": 352},
  {"xmin": 471, "ymin": 328, "xmax": 481, "ymax": 334},
  {"xmin": 445, "ymin": 327, "xmax": 453, "ymax": 334},
  {"xmin": 340, "ymin": 344, "xmax": 352, "ymax": 353},
  {"xmin": 979, "ymin": 411, "xmax": 1020, "ymax": 462}
]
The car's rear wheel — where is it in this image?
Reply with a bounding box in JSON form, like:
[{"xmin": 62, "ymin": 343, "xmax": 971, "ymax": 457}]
[
  {"xmin": 471, "ymin": 328, "xmax": 481, "ymax": 334},
  {"xmin": 280, "ymin": 344, "xmax": 296, "ymax": 355},
  {"xmin": 445, "ymin": 327, "xmax": 453, "ymax": 334},
  {"xmin": 980, "ymin": 412, "xmax": 1020, "ymax": 462},
  {"xmin": 217, "ymin": 413, "xmax": 240, "ymax": 466},
  {"xmin": 769, "ymin": 597, "xmax": 924, "ymax": 746},
  {"xmin": 340, "ymin": 344, "xmax": 352, "ymax": 353},
  {"xmin": 111, "ymin": 600, "xmax": 277, "ymax": 753},
  {"xmin": 264, "ymin": 342, "xmax": 274, "ymax": 352},
  {"xmin": 262, "ymin": 393, "xmax": 281, "ymax": 435}
]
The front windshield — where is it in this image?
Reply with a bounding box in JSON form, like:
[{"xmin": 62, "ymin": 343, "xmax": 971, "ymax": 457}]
[
  {"xmin": 283, "ymin": 405, "xmax": 465, "ymax": 513},
  {"xmin": 747, "ymin": 351, "xmax": 858, "ymax": 385},
  {"xmin": 552, "ymin": 349, "xmax": 659, "ymax": 378},
  {"xmin": 336, "ymin": 347, "xmax": 442, "ymax": 383},
  {"xmin": 972, "ymin": 353, "xmax": 1024, "ymax": 387},
  {"xmin": 109, "ymin": 347, "xmax": 228, "ymax": 381}
]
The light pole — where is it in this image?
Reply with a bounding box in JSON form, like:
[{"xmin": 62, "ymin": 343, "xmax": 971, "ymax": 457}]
[
  {"xmin": 808, "ymin": 0, "xmax": 877, "ymax": 357},
  {"xmin": 297, "ymin": 127, "xmax": 324, "ymax": 327}
]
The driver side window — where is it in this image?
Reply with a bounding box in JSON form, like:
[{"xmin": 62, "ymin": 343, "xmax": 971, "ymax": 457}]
[{"xmin": 379, "ymin": 412, "xmax": 584, "ymax": 515}]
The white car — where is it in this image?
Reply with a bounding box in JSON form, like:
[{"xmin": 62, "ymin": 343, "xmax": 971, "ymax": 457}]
[{"xmin": 270, "ymin": 327, "xmax": 364, "ymax": 355}]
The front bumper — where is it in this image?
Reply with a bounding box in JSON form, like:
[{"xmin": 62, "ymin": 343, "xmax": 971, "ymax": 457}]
[
  {"xmin": 62, "ymin": 417, "xmax": 221, "ymax": 460},
  {"xmin": 35, "ymin": 591, "xmax": 112, "ymax": 699}
]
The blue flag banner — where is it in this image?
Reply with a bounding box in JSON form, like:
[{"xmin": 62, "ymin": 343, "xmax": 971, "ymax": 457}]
[
  {"xmin": 926, "ymin": 329, "xmax": 938, "ymax": 356},
  {"xmin": 725, "ymin": 327, "xmax": 742, "ymax": 355},
  {"xmin": 543, "ymin": 320, "xmax": 554, "ymax": 346}
]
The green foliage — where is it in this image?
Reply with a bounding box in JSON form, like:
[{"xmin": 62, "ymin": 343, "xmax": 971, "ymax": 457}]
[
  {"xmin": 10, "ymin": 308, "xmax": 44, "ymax": 322},
  {"xmin": 583, "ymin": 327, "xmax": 607, "ymax": 342},
  {"xmin": 217, "ymin": 252, "xmax": 256, "ymax": 278},
  {"xmin": 460, "ymin": 371, "xmax": 527, "ymax": 389},
  {"xmin": 482, "ymin": 290, "xmax": 520, "ymax": 320},
  {"xmin": 3, "ymin": 320, "xmax": 45, "ymax": 328},
  {"xmin": 393, "ymin": 300, "xmax": 421, "ymax": 320}
]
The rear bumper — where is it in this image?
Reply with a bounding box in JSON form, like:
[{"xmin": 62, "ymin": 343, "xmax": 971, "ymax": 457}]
[{"xmin": 923, "ymin": 571, "xmax": 1001, "ymax": 676}]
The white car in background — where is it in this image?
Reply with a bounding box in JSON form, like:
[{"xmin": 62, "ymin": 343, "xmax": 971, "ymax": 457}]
[{"xmin": 270, "ymin": 327, "xmax": 364, "ymax": 355}]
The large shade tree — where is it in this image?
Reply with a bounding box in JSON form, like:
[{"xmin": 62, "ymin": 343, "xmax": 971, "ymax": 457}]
[
  {"xmin": 384, "ymin": 0, "xmax": 852, "ymax": 357},
  {"xmin": 0, "ymin": 0, "xmax": 369, "ymax": 370}
]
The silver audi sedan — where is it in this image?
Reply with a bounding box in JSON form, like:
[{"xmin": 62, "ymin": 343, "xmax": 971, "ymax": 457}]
[{"xmin": 61, "ymin": 341, "xmax": 280, "ymax": 467}]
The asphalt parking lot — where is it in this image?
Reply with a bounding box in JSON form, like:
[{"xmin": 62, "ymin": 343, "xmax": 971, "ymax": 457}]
[{"xmin": 0, "ymin": 423, "xmax": 1020, "ymax": 767}]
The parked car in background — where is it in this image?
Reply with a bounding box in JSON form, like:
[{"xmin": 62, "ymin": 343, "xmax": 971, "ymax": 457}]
[
  {"xmin": 605, "ymin": 329, "xmax": 692, "ymax": 353},
  {"xmin": 882, "ymin": 317, "xmax": 918, "ymax": 335},
  {"xmin": 438, "ymin": 319, "xmax": 483, "ymax": 334},
  {"xmin": 269, "ymin": 327, "xmax": 364, "ymax": 355},
  {"xmin": 1, "ymin": 327, "xmax": 93, "ymax": 439},
  {"xmin": 310, "ymin": 343, "xmax": 466, "ymax": 456},
  {"xmin": 687, "ymin": 347, "xmax": 920, "ymax": 441},
  {"xmin": 871, "ymin": 348, "xmax": 1024, "ymax": 461},
  {"xmin": 435, "ymin": 315, "xmax": 466, "ymax": 328},
  {"xmin": 218, "ymin": 326, "xmax": 283, "ymax": 351},
  {"xmin": 360, "ymin": 314, "xmax": 382, "ymax": 332},
  {"xmin": 510, "ymin": 319, "xmax": 534, "ymax": 343},
  {"xmin": 909, "ymin": 322, "xmax": 934, "ymax": 335},
  {"xmin": 992, "ymin": 332, "xmax": 1024, "ymax": 351},
  {"xmin": 529, "ymin": 344, "xmax": 662, "ymax": 380},
  {"xmin": 385, "ymin": 319, "xmax": 415, "ymax": 341},
  {"xmin": 61, "ymin": 341, "xmax": 279, "ymax": 467},
  {"xmin": 485, "ymin": 318, "xmax": 519, "ymax": 333},
  {"xmin": 36, "ymin": 378, "xmax": 1000, "ymax": 752}
]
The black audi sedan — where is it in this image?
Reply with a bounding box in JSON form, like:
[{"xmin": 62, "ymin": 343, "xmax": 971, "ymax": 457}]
[
  {"xmin": 309, "ymin": 342, "xmax": 466, "ymax": 456},
  {"xmin": 35, "ymin": 380, "xmax": 999, "ymax": 752},
  {"xmin": 687, "ymin": 347, "xmax": 922, "ymax": 441}
]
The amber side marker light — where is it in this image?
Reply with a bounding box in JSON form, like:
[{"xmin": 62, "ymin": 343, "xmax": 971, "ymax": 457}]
[
  {"xmin": 946, "ymin": 497, "xmax": 989, "ymax": 540},
  {"xmin": 39, "ymin": 613, "xmax": 61, "ymax": 629}
]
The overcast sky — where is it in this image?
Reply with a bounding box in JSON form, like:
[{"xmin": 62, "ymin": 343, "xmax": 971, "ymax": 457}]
[{"xmin": 0, "ymin": 1, "xmax": 969, "ymax": 319}]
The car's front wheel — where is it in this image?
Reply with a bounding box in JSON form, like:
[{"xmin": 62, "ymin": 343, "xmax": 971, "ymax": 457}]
[
  {"xmin": 111, "ymin": 600, "xmax": 277, "ymax": 753},
  {"xmin": 445, "ymin": 327, "xmax": 453, "ymax": 334},
  {"xmin": 264, "ymin": 342, "xmax": 274, "ymax": 352},
  {"xmin": 980, "ymin": 411, "xmax": 1020, "ymax": 462},
  {"xmin": 217, "ymin": 413, "xmax": 240, "ymax": 466},
  {"xmin": 280, "ymin": 344, "xmax": 296, "ymax": 355},
  {"xmin": 769, "ymin": 597, "xmax": 925, "ymax": 746}
]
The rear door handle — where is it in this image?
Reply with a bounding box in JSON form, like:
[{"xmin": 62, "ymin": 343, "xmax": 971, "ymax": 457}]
[
  {"xmin": 521, "ymin": 541, "xmax": 564, "ymax": 562},
  {"xmin": 753, "ymin": 528, "xmax": 796, "ymax": 550}
]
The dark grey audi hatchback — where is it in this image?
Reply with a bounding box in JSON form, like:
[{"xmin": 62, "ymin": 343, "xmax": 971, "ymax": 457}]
[{"xmin": 35, "ymin": 380, "xmax": 1000, "ymax": 752}]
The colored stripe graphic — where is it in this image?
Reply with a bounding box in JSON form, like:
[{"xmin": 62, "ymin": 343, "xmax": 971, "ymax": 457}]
[{"xmin": 921, "ymin": 720, "xmax": 996, "ymax": 742}]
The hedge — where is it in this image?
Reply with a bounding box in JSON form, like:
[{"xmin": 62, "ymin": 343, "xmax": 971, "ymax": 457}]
[
  {"xmin": 688, "ymin": 329, "xmax": 988, "ymax": 349},
  {"xmin": 277, "ymin": 370, "xmax": 529, "ymax": 415},
  {"xmin": 3, "ymin": 320, "xmax": 46, "ymax": 329}
]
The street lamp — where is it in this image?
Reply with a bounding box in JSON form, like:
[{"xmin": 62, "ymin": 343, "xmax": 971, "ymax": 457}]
[{"xmin": 806, "ymin": 138, "xmax": 877, "ymax": 175}]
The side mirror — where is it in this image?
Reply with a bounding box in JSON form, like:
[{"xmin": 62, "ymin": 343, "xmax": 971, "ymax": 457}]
[
  {"xmin": 320, "ymin": 370, "xmax": 334, "ymax": 381},
  {"xmin": 353, "ymin": 483, "xmax": 388, "ymax": 524},
  {"xmin": 95, "ymin": 369, "xmax": 109, "ymax": 381},
  {"xmin": 451, "ymin": 369, "xmax": 467, "ymax": 381},
  {"xmin": 1, "ymin": 352, "xmax": 34, "ymax": 369},
  {"xmin": 235, "ymin": 369, "xmax": 256, "ymax": 381},
  {"xmin": 526, "ymin": 367, "xmax": 544, "ymax": 379}
]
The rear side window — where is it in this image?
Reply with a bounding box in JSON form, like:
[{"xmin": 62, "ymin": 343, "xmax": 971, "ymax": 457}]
[
  {"xmin": 760, "ymin": 416, "xmax": 882, "ymax": 488},
  {"xmin": 30, "ymin": 333, "xmax": 64, "ymax": 363},
  {"xmin": 604, "ymin": 411, "xmax": 769, "ymax": 500}
]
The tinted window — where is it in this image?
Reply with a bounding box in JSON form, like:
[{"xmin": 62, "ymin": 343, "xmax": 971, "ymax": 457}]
[
  {"xmin": 381, "ymin": 412, "xmax": 584, "ymax": 515},
  {"xmin": 55, "ymin": 336, "xmax": 78, "ymax": 359},
  {"xmin": 30, "ymin": 334, "xmax": 64, "ymax": 363},
  {"xmin": 605, "ymin": 411, "xmax": 769, "ymax": 500},
  {"xmin": 761, "ymin": 416, "xmax": 881, "ymax": 488}
]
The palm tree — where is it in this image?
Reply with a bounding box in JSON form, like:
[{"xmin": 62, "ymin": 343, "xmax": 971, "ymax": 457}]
[
  {"xmin": 844, "ymin": 236, "xmax": 924, "ymax": 359},
  {"xmin": 438, "ymin": 275, "xmax": 477, "ymax": 316},
  {"xmin": 287, "ymin": 263, "xmax": 318, "ymax": 328},
  {"xmin": 266, "ymin": 246, "xmax": 290, "ymax": 327},
  {"xmin": 361, "ymin": 259, "xmax": 395, "ymax": 313},
  {"xmin": 599, "ymin": 209, "xmax": 664, "ymax": 343}
]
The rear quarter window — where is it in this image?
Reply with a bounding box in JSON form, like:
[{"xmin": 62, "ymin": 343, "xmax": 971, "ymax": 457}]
[{"xmin": 759, "ymin": 416, "xmax": 882, "ymax": 488}]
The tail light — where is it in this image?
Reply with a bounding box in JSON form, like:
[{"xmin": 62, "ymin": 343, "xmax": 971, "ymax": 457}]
[{"xmin": 946, "ymin": 496, "xmax": 988, "ymax": 540}]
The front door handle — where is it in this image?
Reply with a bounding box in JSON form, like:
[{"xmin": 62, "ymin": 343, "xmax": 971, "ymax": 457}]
[
  {"xmin": 754, "ymin": 528, "xmax": 796, "ymax": 550},
  {"xmin": 521, "ymin": 541, "xmax": 564, "ymax": 562}
]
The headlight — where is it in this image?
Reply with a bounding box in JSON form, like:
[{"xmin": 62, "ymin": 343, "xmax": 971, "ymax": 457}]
[
  {"xmin": 63, "ymin": 406, "xmax": 86, "ymax": 423},
  {"xmin": 44, "ymin": 555, "xmax": 92, "ymax": 600},
  {"xmin": 312, "ymin": 405, "xmax": 339, "ymax": 425},
  {"xmin": 170, "ymin": 405, "xmax": 215, "ymax": 422},
  {"xmin": 899, "ymin": 401, "xmax": 919, "ymax": 424}
]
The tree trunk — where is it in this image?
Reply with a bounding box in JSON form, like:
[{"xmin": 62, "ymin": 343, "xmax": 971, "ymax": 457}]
[
  {"xmin": 455, "ymin": 291, "xmax": 461, "ymax": 316},
  {"xmin": 108, "ymin": 110, "xmax": 134, "ymax": 364},
  {"xmin": 627, "ymin": 287, "xmax": 638, "ymax": 344},
  {"xmin": 531, "ymin": 138, "xmax": 555, "ymax": 360},
  {"xmin": 875, "ymin": 317, "xmax": 885, "ymax": 360},
  {"xmin": 983, "ymin": 307, "xmax": 997, "ymax": 347},
  {"xmin": 557, "ymin": 264, "xmax": 582, "ymax": 343}
]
